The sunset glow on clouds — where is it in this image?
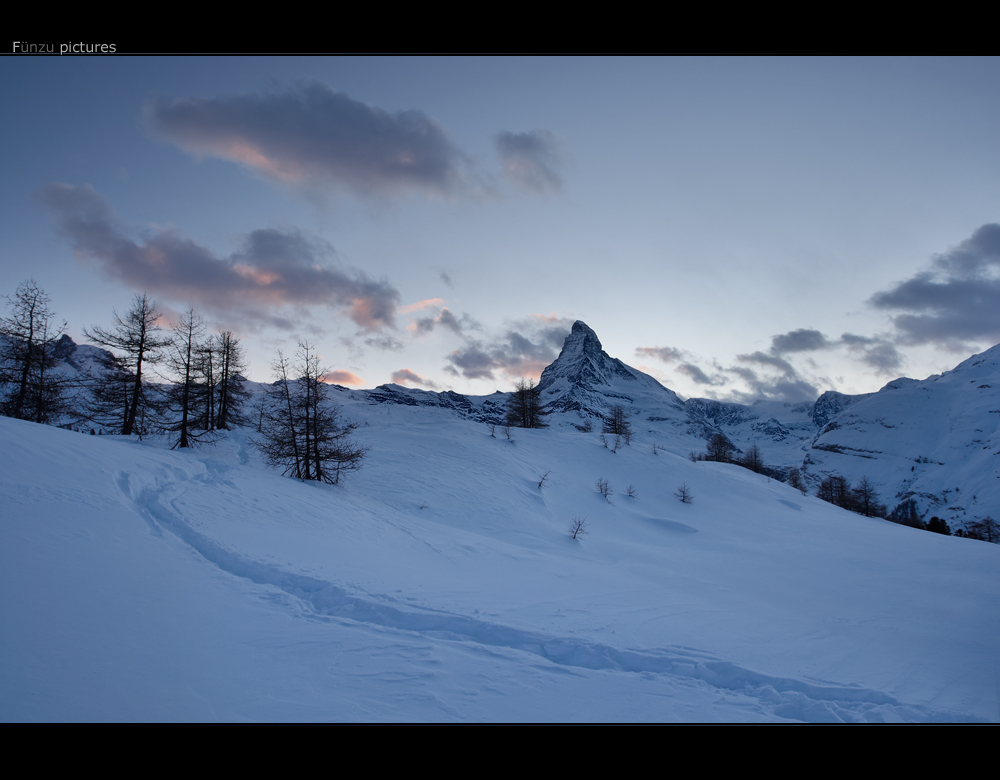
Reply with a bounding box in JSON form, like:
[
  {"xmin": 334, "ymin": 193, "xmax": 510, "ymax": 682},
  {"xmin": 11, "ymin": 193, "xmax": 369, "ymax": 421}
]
[
  {"xmin": 390, "ymin": 368, "xmax": 438, "ymax": 388},
  {"xmin": 38, "ymin": 182, "xmax": 401, "ymax": 330},
  {"xmin": 322, "ymin": 370, "xmax": 364, "ymax": 386},
  {"xmin": 147, "ymin": 84, "xmax": 471, "ymax": 199}
]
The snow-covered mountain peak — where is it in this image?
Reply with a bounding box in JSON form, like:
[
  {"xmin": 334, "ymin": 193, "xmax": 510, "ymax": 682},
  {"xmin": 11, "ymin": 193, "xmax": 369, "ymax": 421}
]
[
  {"xmin": 537, "ymin": 321, "xmax": 685, "ymax": 421},
  {"xmin": 540, "ymin": 321, "xmax": 655, "ymax": 390},
  {"xmin": 539, "ymin": 321, "xmax": 611, "ymax": 387},
  {"xmin": 559, "ymin": 319, "xmax": 604, "ymax": 359}
]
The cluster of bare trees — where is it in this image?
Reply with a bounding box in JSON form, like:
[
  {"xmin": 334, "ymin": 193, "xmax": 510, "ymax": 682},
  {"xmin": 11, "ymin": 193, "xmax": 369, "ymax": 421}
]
[
  {"xmin": 816, "ymin": 474, "xmax": 887, "ymax": 518},
  {"xmin": 252, "ymin": 343, "xmax": 367, "ymax": 484},
  {"xmin": 2, "ymin": 279, "xmax": 367, "ymax": 483},
  {"xmin": 888, "ymin": 499, "xmax": 998, "ymax": 543},
  {"xmin": 85, "ymin": 298, "xmax": 249, "ymax": 446},
  {"xmin": 0, "ymin": 279, "xmax": 71, "ymax": 425},
  {"xmin": 1, "ymin": 282, "xmax": 249, "ymax": 444},
  {"xmin": 691, "ymin": 434, "xmax": 770, "ymax": 477}
]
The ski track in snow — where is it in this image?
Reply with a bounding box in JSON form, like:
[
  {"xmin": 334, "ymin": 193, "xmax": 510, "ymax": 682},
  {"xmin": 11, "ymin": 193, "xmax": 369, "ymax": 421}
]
[{"xmin": 114, "ymin": 459, "xmax": 980, "ymax": 724}]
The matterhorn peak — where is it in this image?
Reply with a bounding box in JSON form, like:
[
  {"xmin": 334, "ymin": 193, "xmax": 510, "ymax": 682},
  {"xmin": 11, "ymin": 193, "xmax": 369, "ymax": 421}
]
[
  {"xmin": 537, "ymin": 320, "xmax": 685, "ymax": 417},
  {"xmin": 538, "ymin": 321, "xmax": 617, "ymax": 390},
  {"xmin": 544, "ymin": 321, "xmax": 604, "ymax": 374}
]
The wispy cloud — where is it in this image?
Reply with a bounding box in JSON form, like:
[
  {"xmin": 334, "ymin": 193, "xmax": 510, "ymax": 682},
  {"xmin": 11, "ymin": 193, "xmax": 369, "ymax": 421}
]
[
  {"xmin": 398, "ymin": 298, "xmax": 445, "ymax": 315},
  {"xmin": 635, "ymin": 345, "xmax": 685, "ymax": 364},
  {"xmin": 677, "ymin": 363, "xmax": 725, "ymax": 386},
  {"xmin": 495, "ymin": 130, "xmax": 568, "ymax": 194},
  {"xmin": 39, "ymin": 182, "xmax": 400, "ymax": 330}
]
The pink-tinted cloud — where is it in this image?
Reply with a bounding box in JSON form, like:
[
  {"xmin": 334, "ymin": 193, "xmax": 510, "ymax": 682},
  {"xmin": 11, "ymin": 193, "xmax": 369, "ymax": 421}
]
[
  {"xmin": 398, "ymin": 297, "xmax": 445, "ymax": 315},
  {"xmin": 147, "ymin": 83, "xmax": 470, "ymax": 199},
  {"xmin": 39, "ymin": 182, "xmax": 400, "ymax": 330},
  {"xmin": 391, "ymin": 368, "xmax": 438, "ymax": 389},
  {"xmin": 321, "ymin": 370, "xmax": 364, "ymax": 387}
]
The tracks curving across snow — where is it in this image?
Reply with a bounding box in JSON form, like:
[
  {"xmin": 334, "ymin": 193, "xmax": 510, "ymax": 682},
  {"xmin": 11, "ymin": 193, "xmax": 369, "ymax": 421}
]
[{"xmin": 112, "ymin": 461, "xmax": 979, "ymax": 723}]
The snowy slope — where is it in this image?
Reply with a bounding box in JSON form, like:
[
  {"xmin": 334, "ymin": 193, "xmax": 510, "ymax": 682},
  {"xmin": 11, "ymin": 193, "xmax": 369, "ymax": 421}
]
[
  {"xmin": 802, "ymin": 345, "xmax": 1000, "ymax": 524},
  {"xmin": 2, "ymin": 408, "xmax": 998, "ymax": 722}
]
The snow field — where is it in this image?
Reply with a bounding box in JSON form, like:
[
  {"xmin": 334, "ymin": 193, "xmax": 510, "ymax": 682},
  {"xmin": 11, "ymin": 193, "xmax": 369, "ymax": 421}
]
[{"xmin": 2, "ymin": 408, "xmax": 998, "ymax": 722}]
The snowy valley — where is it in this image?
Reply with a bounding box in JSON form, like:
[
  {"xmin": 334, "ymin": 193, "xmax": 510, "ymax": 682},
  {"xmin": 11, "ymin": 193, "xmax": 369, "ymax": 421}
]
[{"xmin": 2, "ymin": 323, "xmax": 999, "ymax": 722}]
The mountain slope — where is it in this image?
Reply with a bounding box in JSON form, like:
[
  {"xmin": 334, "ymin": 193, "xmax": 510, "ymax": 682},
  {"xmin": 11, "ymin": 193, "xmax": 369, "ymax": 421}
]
[{"xmin": 803, "ymin": 344, "xmax": 1000, "ymax": 525}]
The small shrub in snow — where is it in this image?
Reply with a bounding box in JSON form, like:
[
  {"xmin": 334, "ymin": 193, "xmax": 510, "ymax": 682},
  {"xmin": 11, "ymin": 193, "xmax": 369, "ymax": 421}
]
[
  {"xmin": 597, "ymin": 478, "xmax": 612, "ymax": 501},
  {"xmin": 675, "ymin": 483, "xmax": 693, "ymax": 504},
  {"xmin": 569, "ymin": 517, "xmax": 588, "ymax": 540},
  {"xmin": 625, "ymin": 484, "xmax": 638, "ymax": 500}
]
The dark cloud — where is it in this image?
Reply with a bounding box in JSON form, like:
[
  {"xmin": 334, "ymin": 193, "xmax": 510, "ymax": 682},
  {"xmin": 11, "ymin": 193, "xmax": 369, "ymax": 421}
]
[
  {"xmin": 767, "ymin": 327, "xmax": 901, "ymax": 376},
  {"xmin": 932, "ymin": 223, "xmax": 1000, "ymax": 276},
  {"xmin": 737, "ymin": 351, "xmax": 797, "ymax": 375},
  {"xmin": 676, "ymin": 363, "xmax": 724, "ymax": 386},
  {"xmin": 364, "ymin": 335, "xmax": 404, "ymax": 351},
  {"xmin": 439, "ymin": 271, "xmax": 454, "ymax": 288},
  {"xmin": 729, "ymin": 351, "xmax": 819, "ymax": 403},
  {"xmin": 147, "ymin": 83, "xmax": 469, "ymax": 199},
  {"xmin": 495, "ymin": 130, "xmax": 566, "ymax": 193},
  {"xmin": 869, "ymin": 223, "xmax": 1000, "ymax": 346},
  {"xmin": 411, "ymin": 307, "xmax": 478, "ymax": 337},
  {"xmin": 770, "ymin": 328, "xmax": 832, "ymax": 354},
  {"xmin": 723, "ymin": 364, "xmax": 820, "ymax": 404},
  {"xmin": 635, "ymin": 346, "xmax": 684, "ymax": 363},
  {"xmin": 445, "ymin": 318, "xmax": 573, "ymax": 382},
  {"xmin": 840, "ymin": 333, "xmax": 904, "ymax": 374},
  {"xmin": 391, "ymin": 368, "xmax": 438, "ymax": 389},
  {"xmin": 39, "ymin": 182, "xmax": 400, "ymax": 330}
]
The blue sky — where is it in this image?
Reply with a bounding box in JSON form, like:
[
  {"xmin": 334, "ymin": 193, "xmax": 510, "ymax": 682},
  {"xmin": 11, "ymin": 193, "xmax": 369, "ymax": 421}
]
[{"xmin": 3, "ymin": 56, "xmax": 998, "ymax": 401}]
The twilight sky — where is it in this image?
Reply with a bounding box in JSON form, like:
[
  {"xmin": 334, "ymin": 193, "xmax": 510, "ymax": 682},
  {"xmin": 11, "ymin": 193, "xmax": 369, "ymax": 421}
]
[{"xmin": 3, "ymin": 56, "xmax": 999, "ymax": 402}]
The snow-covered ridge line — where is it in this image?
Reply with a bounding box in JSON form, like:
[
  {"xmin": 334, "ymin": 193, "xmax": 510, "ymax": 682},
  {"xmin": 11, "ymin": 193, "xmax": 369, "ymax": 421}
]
[{"xmin": 38, "ymin": 323, "xmax": 1000, "ymax": 525}]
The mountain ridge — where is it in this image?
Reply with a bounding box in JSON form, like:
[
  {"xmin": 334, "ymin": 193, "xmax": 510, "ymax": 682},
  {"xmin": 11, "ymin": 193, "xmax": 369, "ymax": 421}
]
[{"xmin": 37, "ymin": 324, "xmax": 1000, "ymax": 525}]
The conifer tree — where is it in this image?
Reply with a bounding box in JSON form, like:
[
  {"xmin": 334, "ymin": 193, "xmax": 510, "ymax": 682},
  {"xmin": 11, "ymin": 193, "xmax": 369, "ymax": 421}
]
[
  {"xmin": 163, "ymin": 307, "xmax": 211, "ymax": 449},
  {"xmin": 214, "ymin": 331, "xmax": 250, "ymax": 430},
  {"xmin": 85, "ymin": 293, "xmax": 170, "ymax": 436},
  {"xmin": 603, "ymin": 404, "xmax": 632, "ymax": 442},
  {"xmin": 0, "ymin": 279, "xmax": 69, "ymax": 424},
  {"xmin": 506, "ymin": 378, "xmax": 549, "ymax": 428},
  {"xmin": 254, "ymin": 343, "xmax": 367, "ymax": 483}
]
